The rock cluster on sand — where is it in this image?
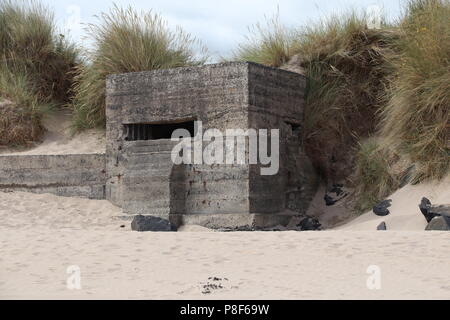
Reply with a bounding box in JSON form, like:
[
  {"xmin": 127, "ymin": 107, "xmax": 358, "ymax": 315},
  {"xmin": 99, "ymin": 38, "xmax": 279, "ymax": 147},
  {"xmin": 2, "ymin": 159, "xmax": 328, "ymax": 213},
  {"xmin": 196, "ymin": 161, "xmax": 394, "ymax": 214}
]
[
  {"xmin": 131, "ymin": 215, "xmax": 175, "ymax": 232},
  {"xmin": 419, "ymin": 198, "xmax": 450, "ymax": 231}
]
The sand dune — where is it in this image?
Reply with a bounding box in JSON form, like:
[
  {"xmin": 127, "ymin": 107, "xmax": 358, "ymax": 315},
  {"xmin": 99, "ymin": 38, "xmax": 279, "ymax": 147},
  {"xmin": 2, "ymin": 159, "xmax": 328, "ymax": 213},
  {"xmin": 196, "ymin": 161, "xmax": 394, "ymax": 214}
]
[
  {"xmin": 1, "ymin": 190, "xmax": 449, "ymax": 300},
  {"xmin": 0, "ymin": 111, "xmax": 105, "ymax": 156}
]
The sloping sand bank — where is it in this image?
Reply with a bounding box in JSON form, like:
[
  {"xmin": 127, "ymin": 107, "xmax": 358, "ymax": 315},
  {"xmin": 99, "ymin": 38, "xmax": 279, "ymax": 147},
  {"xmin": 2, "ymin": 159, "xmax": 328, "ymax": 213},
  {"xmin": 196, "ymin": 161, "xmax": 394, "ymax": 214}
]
[
  {"xmin": 1, "ymin": 191, "xmax": 449, "ymax": 300},
  {"xmin": 0, "ymin": 111, "xmax": 105, "ymax": 155},
  {"xmin": 338, "ymin": 175, "xmax": 450, "ymax": 231}
]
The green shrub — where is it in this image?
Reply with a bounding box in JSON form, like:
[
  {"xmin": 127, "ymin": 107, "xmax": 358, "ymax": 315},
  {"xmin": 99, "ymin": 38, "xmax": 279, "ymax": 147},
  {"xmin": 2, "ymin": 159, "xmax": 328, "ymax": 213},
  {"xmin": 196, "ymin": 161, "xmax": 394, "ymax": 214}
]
[{"xmin": 71, "ymin": 5, "xmax": 207, "ymax": 130}]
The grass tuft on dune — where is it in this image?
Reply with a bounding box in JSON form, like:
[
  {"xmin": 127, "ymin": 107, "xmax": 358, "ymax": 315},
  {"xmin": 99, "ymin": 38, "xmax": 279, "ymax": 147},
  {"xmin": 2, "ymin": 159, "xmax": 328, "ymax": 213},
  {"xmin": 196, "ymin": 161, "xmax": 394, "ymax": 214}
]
[
  {"xmin": 71, "ymin": 5, "xmax": 208, "ymax": 130},
  {"xmin": 234, "ymin": 0, "xmax": 450, "ymax": 213},
  {"xmin": 0, "ymin": 68, "xmax": 48, "ymax": 146},
  {"xmin": 0, "ymin": 0, "xmax": 79, "ymax": 146},
  {"xmin": 235, "ymin": 11, "xmax": 397, "ymax": 184},
  {"xmin": 378, "ymin": 0, "xmax": 450, "ymax": 184}
]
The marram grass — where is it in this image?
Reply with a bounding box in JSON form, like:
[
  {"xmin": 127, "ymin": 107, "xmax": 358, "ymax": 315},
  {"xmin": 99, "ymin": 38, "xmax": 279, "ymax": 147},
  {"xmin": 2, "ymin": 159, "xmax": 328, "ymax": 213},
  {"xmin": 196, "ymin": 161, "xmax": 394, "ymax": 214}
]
[
  {"xmin": 71, "ymin": 5, "xmax": 208, "ymax": 130},
  {"xmin": 0, "ymin": 0, "xmax": 77, "ymax": 146},
  {"xmin": 234, "ymin": 0, "xmax": 449, "ymax": 212},
  {"xmin": 379, "ymin": 0, "xmax": 450, "ymax": 183}
]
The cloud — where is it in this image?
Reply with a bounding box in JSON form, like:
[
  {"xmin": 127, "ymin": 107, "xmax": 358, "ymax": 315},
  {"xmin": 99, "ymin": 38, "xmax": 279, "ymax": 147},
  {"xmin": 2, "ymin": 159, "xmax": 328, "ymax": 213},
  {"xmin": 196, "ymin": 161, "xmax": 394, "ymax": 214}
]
[{"xmin": 44, "ymin": 0, "xmax": 402, "ymax": 61}]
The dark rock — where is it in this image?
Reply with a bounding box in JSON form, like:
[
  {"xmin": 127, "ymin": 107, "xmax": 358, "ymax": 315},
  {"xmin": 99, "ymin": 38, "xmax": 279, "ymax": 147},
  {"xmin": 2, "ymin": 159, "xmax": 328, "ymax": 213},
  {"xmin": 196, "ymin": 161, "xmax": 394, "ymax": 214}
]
[
  {"xmin": 419, "ymin": 197, "xmax": 434, "ymax": 222},
  {"xmin": 419, "ymin": 198, "xmax": 450, "ymax": 223},
  {"xmin": 131, "ymin": 215, "xmax": 175, "ymax": 232},
  {"xmin": 373, "ymin": 200, "xmax": 392, "ymax": 216},
  {"xmin": 324, "ymin": 194, "xmax": 337, "ymax": 206},
  {"xmin": 377, "ymin": 222, "xmax": 387, "ymax": 231},
  {"xmin": 443, "ymin": 215, "xmax": 450, "ymax": 228},
  {"xmin": 329, "ymin": 184, "xmax": 344, "ymax": 196},
  {"xmin": 297, "ymin": 216, "xmax": 322, "ymax": 231},
  {"xmin": 425, "ymin": 216, "xmax": 450, "ymax": 231},
  {"xmin": 324, "ymin": 184, "xmax": 349, "ymax": 206},
  {"xmin": 429, "ymin": 205, "xmax": 450, "ymax": 217}
]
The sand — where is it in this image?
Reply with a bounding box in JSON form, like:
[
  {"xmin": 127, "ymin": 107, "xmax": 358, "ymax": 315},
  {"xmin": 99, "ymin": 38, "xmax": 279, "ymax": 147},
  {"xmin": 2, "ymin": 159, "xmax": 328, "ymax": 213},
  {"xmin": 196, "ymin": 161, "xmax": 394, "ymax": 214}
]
[
  {"xmin": 0, "ymin": 110, "xmax": 105, "ymax": 155},
  {"xmin": 306, "ymin": 184, "xmax": 354, "ymax": 229},
  {"xmin": 1, "ymin": 190, "xmax": 449, "ymax": 300},
  {"xmin": 0, "ymin": 114, "xmax": 448, "ymax": 299}
]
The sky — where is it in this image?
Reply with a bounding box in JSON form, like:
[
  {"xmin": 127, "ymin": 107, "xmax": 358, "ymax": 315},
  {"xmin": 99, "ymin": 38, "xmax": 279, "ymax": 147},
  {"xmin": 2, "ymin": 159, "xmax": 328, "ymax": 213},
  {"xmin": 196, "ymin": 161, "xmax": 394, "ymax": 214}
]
[{"xmin": 41, "ymin": 0, "xmax": 404, "ymax": 61}]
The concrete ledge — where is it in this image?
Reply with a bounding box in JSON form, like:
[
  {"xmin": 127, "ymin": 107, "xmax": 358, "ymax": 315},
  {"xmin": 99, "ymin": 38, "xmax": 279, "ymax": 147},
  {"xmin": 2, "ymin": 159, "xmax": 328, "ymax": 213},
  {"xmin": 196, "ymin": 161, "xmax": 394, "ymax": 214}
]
[{"xmin": 0, "ymin": 154, "xmax": 107, "ymax": 199}]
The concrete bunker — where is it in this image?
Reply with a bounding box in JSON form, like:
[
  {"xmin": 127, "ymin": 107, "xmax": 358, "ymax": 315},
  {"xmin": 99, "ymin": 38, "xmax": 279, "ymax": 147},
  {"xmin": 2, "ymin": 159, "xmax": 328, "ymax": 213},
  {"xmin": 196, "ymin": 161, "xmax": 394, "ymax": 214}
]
[{"xmin": 105, "ymin": 61, "xmax": 318, "ymax": 230}]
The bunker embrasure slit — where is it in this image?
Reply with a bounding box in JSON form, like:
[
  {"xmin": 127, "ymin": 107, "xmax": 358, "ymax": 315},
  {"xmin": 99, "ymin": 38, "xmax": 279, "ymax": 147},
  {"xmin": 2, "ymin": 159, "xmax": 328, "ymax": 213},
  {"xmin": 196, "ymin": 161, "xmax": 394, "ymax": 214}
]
[{"xmin": 124, "ymin": 120, "xmax": 196, "ymax": 141}]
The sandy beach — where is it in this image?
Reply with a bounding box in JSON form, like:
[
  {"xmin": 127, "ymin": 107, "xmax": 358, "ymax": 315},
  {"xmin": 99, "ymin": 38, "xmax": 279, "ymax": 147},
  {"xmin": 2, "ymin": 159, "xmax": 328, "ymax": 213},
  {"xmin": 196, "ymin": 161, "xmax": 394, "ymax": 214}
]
[
  {"xmin": 1, "ymin": 189, "xmax": 449, "ymax": 300},
  {"xmin": 0, "ymin": 112, "xmax": 449, "ymax": 300},
  {"xmin": 0, "ymin": 123, "xmax": 449, "ymax": 299}
]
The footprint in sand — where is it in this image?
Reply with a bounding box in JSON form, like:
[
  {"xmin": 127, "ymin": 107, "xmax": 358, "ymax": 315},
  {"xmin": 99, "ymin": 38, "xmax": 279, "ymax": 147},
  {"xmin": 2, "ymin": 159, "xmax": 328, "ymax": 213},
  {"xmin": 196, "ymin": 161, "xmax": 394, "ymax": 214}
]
[
  {"xmin": 107, "ymin": 268, "xmax": 121, "ymax": 272},
  {"xmin": 15, "ymin": 263, "xmax": 29, "ymax": 269}
]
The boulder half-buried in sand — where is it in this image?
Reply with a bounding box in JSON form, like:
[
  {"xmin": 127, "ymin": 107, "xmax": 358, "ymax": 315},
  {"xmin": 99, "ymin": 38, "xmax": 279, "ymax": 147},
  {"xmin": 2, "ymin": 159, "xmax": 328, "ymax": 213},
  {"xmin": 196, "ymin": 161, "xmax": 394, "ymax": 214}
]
[
  {"xmin": 297, "ymin": 216, "xmax": 322, "ymax": 231},
  {"xmin": 373, "ymin": 200, "xmax": 392, "ymax": 216},
  {"xmin": 419, "ymin": 198, "xmax": 450, "ymax": 226},
  {"xmin": 377, "ymin": 222, "xmax": 387, "ymax": 231},
  {"xmin": 131, "ymin": 215, "xmax": 175, "ymax": 232},
  {"xmin": 425, "ymin": 216, "xmax": 450, "ymax": 231}
]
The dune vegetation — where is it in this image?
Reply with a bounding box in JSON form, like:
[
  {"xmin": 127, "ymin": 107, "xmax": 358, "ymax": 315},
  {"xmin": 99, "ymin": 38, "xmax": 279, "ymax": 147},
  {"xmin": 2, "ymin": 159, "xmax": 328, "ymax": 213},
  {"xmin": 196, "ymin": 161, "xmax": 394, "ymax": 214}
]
[
  {"xmin": 233, "ymin": 13, "xmax": 296, "ymax": 68},
  {"xmin": 0, "ymin": 0, "xmax": 79, "ymax": 146},
  {"xmin": 354, "ymin": 0, "xmax": 450, "ymax": 211},
  {"xmin": 234, "ymin": 0, "xmax": 449, "ymax": 212},
  {"xmin": 233, "ymin": 11, "xmax": 399, "ymax": 184},
  {"xmin": 71, "ymin": 5, "xmax": 207, "ymax": 130},
  {"xmin": 379, "ymin": 0, "xmax": 450, "ymax": 183},
  {"xmin": 0, "ymin": 68, "xmax": 47, "ymax": 146}
]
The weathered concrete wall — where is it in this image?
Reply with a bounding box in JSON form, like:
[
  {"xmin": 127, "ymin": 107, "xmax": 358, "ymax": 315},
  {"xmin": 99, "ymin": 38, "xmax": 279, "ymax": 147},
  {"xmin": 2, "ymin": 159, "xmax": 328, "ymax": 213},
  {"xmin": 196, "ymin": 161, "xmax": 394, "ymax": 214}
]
[
  {"xmin": 118, "ymin": 140, "xmax": 188, "ymax": 216},
  {"xmin": 247, "ymin": 63, "xmax": 319, "ymax": 215},
  {"xmin": 0, "ymin": 154, "xmax": 106, "ymax": 199},
  {"xmin": 106, "ymin": 62, "xmax": 252, "ymax": 219}
]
